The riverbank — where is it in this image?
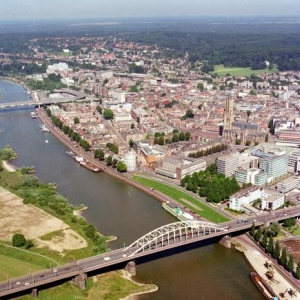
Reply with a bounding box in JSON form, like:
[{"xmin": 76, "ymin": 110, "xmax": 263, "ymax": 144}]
[
  {"xmin": 2, "ymin": 160, "xmax": 17, "ymax": 172},
  {"xmin": 36, "ymin": 107, "xmax": 176, "ymax": 203},
  {"xmin": 233, "ymin": 234, "xmax": 300, "ymax": 299}
]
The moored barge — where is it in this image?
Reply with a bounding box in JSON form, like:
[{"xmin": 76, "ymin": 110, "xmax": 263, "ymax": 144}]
[{"xmin": 250, "ymin": 272, "xmax": 279, "ymax": 300}]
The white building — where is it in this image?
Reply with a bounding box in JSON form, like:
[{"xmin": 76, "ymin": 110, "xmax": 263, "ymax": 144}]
[
  {"xmin": 229, "ymin": 186, "xmax": 285, "ymax": 212},
  {"xmin": 124, "ymin": 150, "xmax": 136, "ymax": 172},
  {"xmin": 47, "ymin": 62, "xmax": 70, "ymax": 74},
  {"xmin": 229, "ymin": 186, "xmax": 261, "ymax": 211}
]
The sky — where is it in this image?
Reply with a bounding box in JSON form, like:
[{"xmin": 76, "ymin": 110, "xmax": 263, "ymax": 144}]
[{"xmin": 0, "ymin": 0, "xmax": 299, "ymax": 20}]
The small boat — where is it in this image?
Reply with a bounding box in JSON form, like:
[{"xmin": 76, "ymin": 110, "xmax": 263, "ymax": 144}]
[
  {"xmin": 30, "ymin": 111, "xmax": 37, "ymax": 119},
  {"xmin": 40, "ymin": 124, "xmax": 50, "ymax": 132},
  {"xmin": 65, "ymin": 150, "xmax": 75, "ymax": 158},
  {"xmin": 45, "ymin": 140, "xmax": 49, "ymax": 143}
]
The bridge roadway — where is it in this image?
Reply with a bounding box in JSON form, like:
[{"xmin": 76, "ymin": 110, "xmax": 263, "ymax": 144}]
[
  {"xmin": 1, "ymin": 205, "xmax": 300, "ymax": 298},
  {"xmin": 0, "ymin": 89, "xmax": 86, "ymax": 109}
]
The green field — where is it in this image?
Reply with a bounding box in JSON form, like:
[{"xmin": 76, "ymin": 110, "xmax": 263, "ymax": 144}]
[
  {"xmin": 132, "ymin": 176, "xmax": 229, "ymax": 223},
  {"xmin": 213, "ymin": 64, "xmax": 278, "ymax": 77}
]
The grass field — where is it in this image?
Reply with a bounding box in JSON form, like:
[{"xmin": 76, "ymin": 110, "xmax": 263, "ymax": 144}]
[
  {"xmin": 213, "ymin": 64, "xmax": 278, "ymax": 77},
  {"xmin": 132, "ymin": 176, "xmax": 229, "ymax": 223},
  {"xmin": 16, "ymin": 272, "xmax": 156, "ymax": 300}
]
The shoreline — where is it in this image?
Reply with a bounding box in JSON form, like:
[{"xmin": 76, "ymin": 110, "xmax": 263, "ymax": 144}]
[
  {"xmin": 36, "ymin": 107, "xmax": 173, "ymax": 205},
  {"xmin": 120, "ymin": 270, "xmax": 159, "ymax": 300},
  {"xmin": 2, "ymin": 160, "xmax": 17, "ymax": 172}
]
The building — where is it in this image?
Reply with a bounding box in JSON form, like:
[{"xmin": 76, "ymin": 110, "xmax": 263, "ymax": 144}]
[
  {"xmin": 229, "ymin": 186, "xmax": 285, "ymax": 212},
  {"xmin": 155, "ymin": 156, "xmax": 207, "ymax": 180},
  {"xmin": 288, "ymin": 149, "xmax": 300, "ymax": 172},
  {"xmin": 124, "ymin": 150, "xmax": 137, "ymax": 172},
  {"xmin": 260, "ymin": 189, "xmax": 285, "ymax": 211},
  {"xmin": 222, "ymin": 96, "xmax": 266, "ymax": 144},
  {"xmin": 259, "ymin": 154, "xmax": 288, "ymax": 181},
  {"xmin": 276, "ymin": 176, "xmax": 300, "ymax": 194},
  {"xmin": 229, "ymin": 186, "xmax": 261, "ymax": 211},
  {"xmin": 234, "ymin": 168, "xmax": 260, "ymax": 185},
  {"xmin": 217, "ymin": 153, "xmax": 239, "ymax": 177}
]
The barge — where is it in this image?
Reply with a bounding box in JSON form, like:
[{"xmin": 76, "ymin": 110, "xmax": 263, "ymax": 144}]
[
  {"xmin": 162, "ymin": 202, "xmax": 194, "ymax": 221},
  {"xmin": 71, "ymin": 154, "xmax": 101, "ymax": 173},
  {"xmin": 250, "ymin": 272, "xmax": 279, "ymax": 300}
]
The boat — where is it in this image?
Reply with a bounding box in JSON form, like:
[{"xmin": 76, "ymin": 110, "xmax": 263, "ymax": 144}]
[
  {"xmin": 79, "ymin": 160, "xmax": 101, "ymax": 173},
  {"xmin": 30, "ymin": 111, "xmax": 37, "ymax": 119},
  {"xmin": 65, "ymin": 150, "xmax": 75, "ymax": 158},
  {"xmin": 162, "ymin": 202, "xmax": 194, "ymax": 221},
  {"xmin": 250, "ymin": 272, "xmax": 279, "ymax": 300},
  {"xmin": 40, "ymin": 124, "xmax": 50, "ymax": 132},
  {"xmin": 45, "ymin": 140, "xmax": 49, "ymax": 143}
]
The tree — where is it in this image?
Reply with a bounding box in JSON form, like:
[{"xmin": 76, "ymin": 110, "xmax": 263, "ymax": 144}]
[
  {"xmin": 254, "ymin": 226, "xmax": 262, "ymax": 242},
  {"xmin": 185, "ymin": 131, "xmax": 191, "ymax": 141},
  {"xmin": 158, "ymin": 136, "xmax": 165, "ymax": 145},
  {"xmin": 12, "ymin": 233, "xmax": 26, "ymax": 247},
  {"xmin": 197, "ymin": 82, "xmax": 204, "ymax": 92},
  {"xmin": 96, "ymin": 106, "xmax": 102, "ymax": 114},
  {"xmin": 250, "ymin": 222, "xmax": 256, "ymax": 237},
  {"xmin": 131, "ymin": 123, "xmax": 135, "ymax": 129},
  {"xmin": 117, "ymin": 162, "xmax": 127, "ymax": 173},
  {"xmin": 106, "ymin": 155, "xmax": 112, "ymax": 166},
  {"xmin": 130, "ymin": 85, "xmax": 138, "ymax": 93},
  {"xmin": 296, "ymin": 261, "xmax": 300, "ymax": 279},
  {"xmin": 103, "ymin": 109, "xmax": 114, "ymax": 120},
  {"xmin": 246, "ymin": 110, "xmax": 251, "ymax": 122},
  {"xmin": 273, "ymin": 240, "xmax": 280, "ymax": 260},
  {"xmin": 283, "ymin": 217, "xmax": 296, "ymax": 228},
  {"xmin": 287, "ymin": 254, "xmax": 294, "ymax": 273},
  {"xmin": 129, "ymin": 139, "xmax": 134, "ymax": 148},
  {"xmin": 267, "ymin": 235, "xmax": 274, "ymax": 255},
  {"xmin": 268, "ymin": 222, "xmax": 280, "ymax": 237},
  {"xmin": 279, "ymin": 247, "xmax": 287, "ymax": 266},
  {"xmin": 112, "ymin": 158, "xmax": 118, "ymax": 168},
  {"xmin": 261, "ymin": 230, "xmax": 268, "ymax": 248},
  {"xmin": 94, "ymin": 149, "xmax": 104, "ymax": 161}
]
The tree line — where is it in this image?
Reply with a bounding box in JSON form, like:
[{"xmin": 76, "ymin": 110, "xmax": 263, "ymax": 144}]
[
  {"xmin": 251, "ymin": 221, "xmax": 300, "ymax": 280},
  {"xmin": 180, "ymin": 163, "xmax": 240, "ymax": 203}
]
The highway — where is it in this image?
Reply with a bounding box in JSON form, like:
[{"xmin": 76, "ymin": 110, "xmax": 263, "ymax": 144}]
[{"xmin": 1, "ymin": 205, "xmax": 300, "ymax": 298}]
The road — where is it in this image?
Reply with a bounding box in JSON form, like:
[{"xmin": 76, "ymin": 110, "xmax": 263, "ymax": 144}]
[{"xmin": 1, "ymin": 206, "xmax": 300, "ymax": 298}]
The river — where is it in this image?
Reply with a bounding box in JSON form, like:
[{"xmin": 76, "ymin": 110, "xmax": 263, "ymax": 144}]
[{"xmin": 0, "ymin": 80, "xmax": 264, "ymax": 300}]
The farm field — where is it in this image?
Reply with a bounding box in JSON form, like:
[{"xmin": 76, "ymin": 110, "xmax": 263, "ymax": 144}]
[{"xmin": 213, "ymin": 64, "xmax": 278, "ymax": 77}]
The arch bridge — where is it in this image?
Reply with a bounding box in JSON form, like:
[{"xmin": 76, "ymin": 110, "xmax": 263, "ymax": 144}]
[{"xmin": 125, "ymin": 220, "xmax": 225, "ymax": 257}]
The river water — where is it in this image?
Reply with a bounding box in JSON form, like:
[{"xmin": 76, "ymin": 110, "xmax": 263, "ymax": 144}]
[{"xmin": 0, "ymin": 80, "xmax": 263, "ymax": 300}]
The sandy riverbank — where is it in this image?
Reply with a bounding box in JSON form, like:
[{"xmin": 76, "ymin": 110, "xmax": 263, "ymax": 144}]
[
  {"xmin": 233, "ymin": 234, "xmax": 300, "ymax": 299},
  {"xmin": 2, "ymin": 160, "xmax": 17, "ymax": 172}
]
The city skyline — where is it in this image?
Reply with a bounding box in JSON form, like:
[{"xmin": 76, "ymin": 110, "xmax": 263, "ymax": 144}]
[{"xmin": 0, "ymin": 0, "xmax": 299, "ymax": 20}]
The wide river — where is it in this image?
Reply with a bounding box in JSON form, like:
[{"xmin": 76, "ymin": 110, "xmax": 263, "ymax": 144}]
[{"xmin": 0, "ymin": 80, "xmax": 263, "ymax": 299}]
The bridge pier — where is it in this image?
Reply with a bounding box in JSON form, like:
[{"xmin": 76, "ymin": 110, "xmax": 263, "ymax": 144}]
[
  {"xmin": 219, "ymin": 235, "xmax": 231, "ymax": 249},
  {"xmin": 125, "ymin": 261, "xmax": 136, "ymax": 276},
  {"xmin": 71, "ymin": 271, "xmax": 87, "ymax": 290},
  {"xmin": 31, "ymin": 288, "xmax": 38, "ymax": 298}
]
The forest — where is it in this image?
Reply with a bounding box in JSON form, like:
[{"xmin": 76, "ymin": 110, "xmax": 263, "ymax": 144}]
[{"xmin": 122, "ymin": 30, "xmax": 300, "ymax": 71}]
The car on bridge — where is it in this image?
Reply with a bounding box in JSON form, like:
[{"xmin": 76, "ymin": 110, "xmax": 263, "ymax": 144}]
[{"xmin": 104, "ymin": 257, "xmax": 111, "ymax": 261}]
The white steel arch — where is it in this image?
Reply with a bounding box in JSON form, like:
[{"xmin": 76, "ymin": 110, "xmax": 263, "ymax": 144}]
[{"xmin": 125, "ymin": 220, "xmax": 225, "ymax": 257}]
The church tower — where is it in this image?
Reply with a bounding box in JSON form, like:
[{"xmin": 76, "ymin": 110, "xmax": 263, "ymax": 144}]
[{"xmin": 223, "ymin": 96, "xmax": 234, "ymax": 131}]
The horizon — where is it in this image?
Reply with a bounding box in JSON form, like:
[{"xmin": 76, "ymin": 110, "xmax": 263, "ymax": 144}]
[{"xmin": 0, "ymin": 0, "xmax": 299, "ymax": 21}]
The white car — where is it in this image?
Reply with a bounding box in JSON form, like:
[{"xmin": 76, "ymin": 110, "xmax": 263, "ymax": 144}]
[{"xmin": 104, "ymin": 256, "xmax": 111, "ymax": 261}]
